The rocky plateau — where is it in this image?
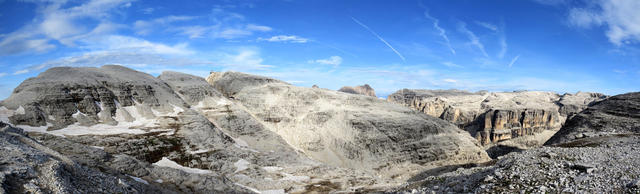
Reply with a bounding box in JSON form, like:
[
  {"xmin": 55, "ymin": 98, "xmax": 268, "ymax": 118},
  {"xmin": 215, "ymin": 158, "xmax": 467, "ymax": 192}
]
[{"xmin": 0, "ymin": 65, "xmax": 637, "ymax": 194}]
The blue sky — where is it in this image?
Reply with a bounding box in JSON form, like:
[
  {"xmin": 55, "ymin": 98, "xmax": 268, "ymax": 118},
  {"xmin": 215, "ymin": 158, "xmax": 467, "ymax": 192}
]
[{"xmin": 1, "ymin": 0, "xmax": 639, "ymax": 99}]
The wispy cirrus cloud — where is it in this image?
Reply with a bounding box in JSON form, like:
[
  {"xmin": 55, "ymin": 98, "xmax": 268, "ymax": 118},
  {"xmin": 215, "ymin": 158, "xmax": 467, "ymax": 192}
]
[
  {"xmin": 0, "ymin": 0, "xmax": 133, "ymax": 56},
  {"xmin": 351, "ymin": 17, "xmax": 406, "ymax": 61},
  {"xmin": 568, "ymin": 0, "xmax": 640, "ymax": 46},
  {"xmin": 258, "ymin": 35, "xmax": 308, "ymax": 43},
  {"xmin": 475, "ymin": 21, "xmax": 498, "ymax": 32},
  {"xmin": 422, "ymin": 10, "xmax": 456, "ymax": 55},
  {"xmin": 458, "ymin": 22, "xmax": 489, "ymax": 58},
  {"xmin": 476, "ymin": 21, "xmax": 508, "ymax": 59},
  {"xmin": 134, "ymin": 15, "xmax": 198, "ymax": 35}
]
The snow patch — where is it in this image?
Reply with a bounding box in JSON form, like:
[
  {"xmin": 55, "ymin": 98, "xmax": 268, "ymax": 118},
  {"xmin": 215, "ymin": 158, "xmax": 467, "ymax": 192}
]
[
  {"xmin": 234, "ymin": 159, "xmax": 250, "ymax": 173},
  {"xmin": 234, "ymin": 138, "xmax": 249, "ymax": 147},
  {"xmin": 16, "ymin": 123, "xmax": 54, "ymax": 134},
  {"xmin": 261, "ymin": 166, "xmax": 283, "ymax": 173},
  {"xmin": 0, "ymin": 106, "xmax": 13, "ymax": 123},
  {"xmin": 234, "ymin": 183, "xmax": 261, "ymax": 193},
  {"xmin": 15, "ymin": 106, "xmax": 25, "ymax": 115},
  {"xmin": 261, "ymin": 189, "xmax": 285, "ymax": 194},
  {"xmin": 281, "ymin": 173, "xmax": 310, "ymax": 182},
  {"xmin": 127, "ymin": 175, "xmax": 149, "ymax": 185},
  {"xmin": 153, "ymin": 157, "xmax": 212, "ymax": 174},
  {"xmin": 91, "ymin": 146, "xmax": 105, "ymax": 150},
  {"xmin": 71, "ymin": 110, "xmax": 84, "ymax": 119},
  {"xmin": 233, "ymin": 138, "xmax": 259, "ymax": 153},
  {"xmin": 188, "ymin": 149, "xmax": 212, "ymax": 154},
  {"xmin": 217, "ymin": 98, "xmax": 230, "ymax": 106},
  {"xmin": 155, "ymin": 179, "xmax": 163, "ymax": 183}
]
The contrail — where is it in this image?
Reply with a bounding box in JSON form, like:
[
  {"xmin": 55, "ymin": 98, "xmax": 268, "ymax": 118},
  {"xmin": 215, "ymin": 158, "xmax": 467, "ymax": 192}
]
[
  {"xmin": 351, "ymin": 17, "xmax": 406, "ymax": 61},
  {"xmin": 508, "ymin": 55, "xmax": 520, "ymax": 67}
]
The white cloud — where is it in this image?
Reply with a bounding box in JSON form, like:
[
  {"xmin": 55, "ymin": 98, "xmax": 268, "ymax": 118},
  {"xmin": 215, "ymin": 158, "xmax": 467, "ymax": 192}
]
[
  {"xmin": 0, "ymin": 33, "xmax": 56, "ymax": 55},
  {"xmin": 0, "ymin": 0, "xmax": 132, "ymax": 55},
  {"xmin": 141, "ymin": 7, "xmax": 154, "ymax": 14},
  {"xmin": 568, "ymin": 0, "xmax": 640, "ymax": 45},
  {"xmin": 134, "ymin": 15, "xmax": 198, "ymax": 35},
  {"xmin": 13, "ymin": 69, "xmax": 29, "ymax": 75},
  {"xmin": 0, "ymin": 72, "xmax": 7, "ymax": 78},
  {"xmin": 258, "ymin": 35, "xmax": 308, "ymax": 43},
  {"xmin": 475, "ymin": 21, "xmax": 498, "ymax": 32},
  {"xmin": 458, "ymin": 22, "xmax": 489, "ymax": 58},
  {"xmin": 422, "ymin": 10, "xmax": 456, "ymax": 55},
  {"xmin": 442, "ymin": 61, "xmax": 463, "ymax": 68},
  {"xmin": 83, "ymin": 35, "xmax": 194, "ymax": 56},
  {"xmin": 216, "ymin": 48, "xmax": 273, "ymax": 71},
  {"xmin": 351, "ymin": 17, "xmax": 406, "ymax": 61},
  {"xmin": 309, "ymin": 56, "xmax": 342, "ymax": 67},
  {"xmin": 443, "ymin": 78, "xmax": 457, "ymax": 83},
  {"xmin": 508, "ymin": 55, "xmax": 521, "ymax": 67},
  {"xmin": 245, "ymin": 24, "xmax": 272, "ymax": 32}
]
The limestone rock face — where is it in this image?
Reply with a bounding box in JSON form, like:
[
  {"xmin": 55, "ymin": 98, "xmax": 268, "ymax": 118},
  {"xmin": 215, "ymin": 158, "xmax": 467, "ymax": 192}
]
[
  {"xmin": 545, "ymin": 92, "xmax": 640, "ymax": 145},
  {"xmin": 557, "ymin": 92, "xmax": 607, "ymax": 119},
  {"xmin": 1, "ymin": 65, "xmax": 187, "ymax": 129},
  {"xmin": 387, "ymin": 89, "xmax": 605, "ymax": 147},
  {"xmin": 0, "ymin": 124, "xmax": 168, "ymax": 193},
  {"xmin": 207, "ymin": 72, "xmax": 490, "ymax": 176},
  {"xmin": 338, "ymin": 84, "xmax": 376, "ymax": 97}
]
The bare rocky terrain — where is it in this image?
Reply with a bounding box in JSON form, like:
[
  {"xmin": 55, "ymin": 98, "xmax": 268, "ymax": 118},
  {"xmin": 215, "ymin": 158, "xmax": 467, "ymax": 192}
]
[
  {"xmin": 394, "ymin": 92, "xmax": 640, "ymax": 193},
  {"xmin": 0, "ymin": 65, "xmax": 637, "ymax": 193},
  {"xmin": 387, "ymin": 89, "xmax": 606, "ymax": 152}
]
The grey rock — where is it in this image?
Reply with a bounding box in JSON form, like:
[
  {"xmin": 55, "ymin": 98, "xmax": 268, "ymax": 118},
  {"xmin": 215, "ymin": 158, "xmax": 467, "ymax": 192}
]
[
  {"xmin": 338, "ymin": 84, "xmax": 376, "ymax": 97},
  {"xmin": 545, "ymin": 92, "xmax": 640, "ymax": 145},
  {"xmin": 1, "ymin": 65, "xmax": 187, "ymax": 129},
  {"xmin": 207, "ymin": 71, "xmax": 490, "ymax": 176},
  {"xmin": 387, "ymin": 89, "xmax": 606, "ymax": 148}
]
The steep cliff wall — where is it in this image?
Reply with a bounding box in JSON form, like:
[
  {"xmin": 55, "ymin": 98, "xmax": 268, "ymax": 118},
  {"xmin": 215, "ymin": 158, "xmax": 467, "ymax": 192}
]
[{"xmin": 388, "ymin": 89, "xmax": 605, "ymax": 147}]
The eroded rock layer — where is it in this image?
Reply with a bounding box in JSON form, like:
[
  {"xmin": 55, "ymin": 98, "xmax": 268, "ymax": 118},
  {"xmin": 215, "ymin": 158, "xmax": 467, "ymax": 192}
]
[
  {"xmin": 387, "ymin": 89, "xmax": 606, "ymax": 147},
  {"xmin": 207, "ymin": 71, "xmax": 490, "ymax": 176}
]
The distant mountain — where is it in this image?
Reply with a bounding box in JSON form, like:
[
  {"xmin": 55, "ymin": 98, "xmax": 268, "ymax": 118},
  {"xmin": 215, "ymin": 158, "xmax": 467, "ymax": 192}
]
[{"xmin": 338, "ymin": 84, "xmax": 376, "ymax": 97}]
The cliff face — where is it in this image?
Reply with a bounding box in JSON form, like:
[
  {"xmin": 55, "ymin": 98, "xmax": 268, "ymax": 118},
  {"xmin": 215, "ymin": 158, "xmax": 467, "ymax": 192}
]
[
  {"xmin": 338, "ymin": 84, "xmax": 376, "ymax": 97},
  {"xmin": 545, "ymin": 92, "xmax": 640, "ymax": 145},
  {"xmin": 387, "ymin": 89, "xmax": 605, "ymax": 147},
  {"xmin": 1, "ymin": 65, "xmax": 186, "ymax": 129}
]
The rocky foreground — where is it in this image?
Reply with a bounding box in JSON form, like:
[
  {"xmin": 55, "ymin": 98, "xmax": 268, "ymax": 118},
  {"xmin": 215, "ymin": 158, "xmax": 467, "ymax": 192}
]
[{"xmin": 0, "ymin": 65, "xmax": 638, "ymax": 193}]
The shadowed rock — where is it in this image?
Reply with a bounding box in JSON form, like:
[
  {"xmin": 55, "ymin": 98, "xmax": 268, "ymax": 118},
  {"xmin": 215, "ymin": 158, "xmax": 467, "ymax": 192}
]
[
  {"xmin": 545, "ymin": 92, "xmax": 640, "ymax": 145},
  {"xmin": 387, "ymin": 89, "xmax": 606, "ymax": 148},
  {"xmin": 338, "ymin": 84, "xmax": 376, "ymax": 97}
]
